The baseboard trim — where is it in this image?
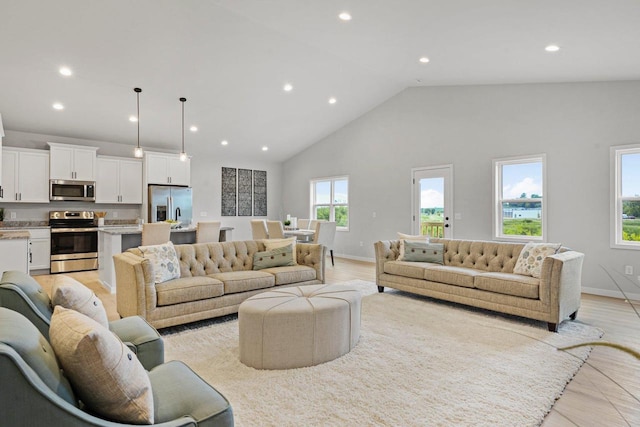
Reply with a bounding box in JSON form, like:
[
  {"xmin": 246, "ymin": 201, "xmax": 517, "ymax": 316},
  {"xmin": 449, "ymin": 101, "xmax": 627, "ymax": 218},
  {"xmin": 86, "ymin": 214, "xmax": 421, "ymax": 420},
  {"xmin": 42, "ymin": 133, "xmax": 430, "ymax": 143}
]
[{"xmin": 582, "ymin": 287, "xmax": 640, "ymax": 302}]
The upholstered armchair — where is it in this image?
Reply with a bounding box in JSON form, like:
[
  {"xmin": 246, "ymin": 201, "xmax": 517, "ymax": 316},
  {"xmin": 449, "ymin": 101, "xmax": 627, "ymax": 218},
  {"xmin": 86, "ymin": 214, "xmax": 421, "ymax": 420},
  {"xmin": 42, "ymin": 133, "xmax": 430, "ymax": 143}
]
[
  {"xmin": 0, "ymin": 307, "xmax": 234, "ymax": 427},
  {"xmin": 0, "ymin": 270, "xmax": 164, "ymax": 370}
]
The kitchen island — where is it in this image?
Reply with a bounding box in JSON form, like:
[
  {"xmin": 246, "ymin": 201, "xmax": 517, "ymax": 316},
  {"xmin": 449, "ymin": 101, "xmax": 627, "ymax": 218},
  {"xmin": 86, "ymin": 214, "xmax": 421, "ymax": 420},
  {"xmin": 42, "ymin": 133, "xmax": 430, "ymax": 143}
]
[{"xmin": 98, "ymin": 225, "xmax": 234, "ymax": 293}]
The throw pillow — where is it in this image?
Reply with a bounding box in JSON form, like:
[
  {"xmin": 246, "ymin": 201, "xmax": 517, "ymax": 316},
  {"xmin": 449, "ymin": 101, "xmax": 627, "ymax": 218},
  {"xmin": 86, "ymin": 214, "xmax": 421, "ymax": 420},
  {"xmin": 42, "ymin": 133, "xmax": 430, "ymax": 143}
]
[
  {"xmin": 402, "ymin": 241, "xmax": 444, "ymax": 264},
  {"xmin": 49, "ymin": 306, "xmax": 154, "ymax": 424},
  {"xmin": 397, "ymin": 233, "xmax": 429, "ymax": 261},
  {"xmin": 263, "ymin": 237, "xmax": 298, "ymax": 264},
  {"xmin": 513, "ymin": 242, "xmax": 562, "ymax": 278},
  {"xmin": 51, "ymin": 275, "xmax": 109, "ymax": 328},
  {"xmin": 139, "ymin": 241, "xmax": 181, "ymax": 284},
  {"xmin": 253, "ymin": 245, "xmax": 296, "ymax": 270}
]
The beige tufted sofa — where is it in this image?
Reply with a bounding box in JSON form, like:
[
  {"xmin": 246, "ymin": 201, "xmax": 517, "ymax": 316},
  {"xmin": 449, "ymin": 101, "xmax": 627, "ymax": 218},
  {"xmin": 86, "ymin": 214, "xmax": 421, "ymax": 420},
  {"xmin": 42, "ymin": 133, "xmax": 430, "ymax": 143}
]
[
  {"xmin": 113, "ymin": 241, "xmax": 325, "ymax": 329},
  {"xmin": 374, "ymin": 239, "xmax": 584, "ymax": 332}
]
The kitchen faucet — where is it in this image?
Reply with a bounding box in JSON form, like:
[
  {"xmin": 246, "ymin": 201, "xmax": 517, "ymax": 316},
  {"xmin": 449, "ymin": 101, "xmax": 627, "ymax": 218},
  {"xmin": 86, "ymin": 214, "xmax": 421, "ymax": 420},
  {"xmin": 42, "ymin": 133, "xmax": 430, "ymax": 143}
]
[{"xmin": 175, "ymin": 206, "xmax": 181, "ymax": 220}]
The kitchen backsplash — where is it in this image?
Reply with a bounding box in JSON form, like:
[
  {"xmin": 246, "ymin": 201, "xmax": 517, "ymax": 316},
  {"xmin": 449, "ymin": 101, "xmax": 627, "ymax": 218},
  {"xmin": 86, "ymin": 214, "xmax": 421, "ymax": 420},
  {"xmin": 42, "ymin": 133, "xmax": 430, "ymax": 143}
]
[{"xmin": 0, "ymin": 201, "xmax": 143, "ymax": 222}]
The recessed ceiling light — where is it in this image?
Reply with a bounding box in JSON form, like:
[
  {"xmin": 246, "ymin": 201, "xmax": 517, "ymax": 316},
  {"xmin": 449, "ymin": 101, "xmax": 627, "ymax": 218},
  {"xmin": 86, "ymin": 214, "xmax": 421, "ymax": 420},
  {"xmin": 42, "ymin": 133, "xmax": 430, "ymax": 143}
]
[
  {"xmin": 221, "ymin": 140, "xmax": 228, "ymax": 146},
  {"xmin": 283, "ymin": 83, "xmax": 293, "ymax": 92},
  {"xmin": 190, "ymin": 126, "xmax": 198, "ymax": 132},
  {"xmin": 419, "ymin": 57, "xmax": 430, "ymax": 64},
  {"xmin": 338, "ymin": 12, "xmax": 352, "ymax": 21},
  {"xmin": 262, "ymin": 146, "xmax": 269, "ymax": 151},
  {"xmin": 545, "ymin": 44, "xmax": 560, "ymax": 52},
  {"xmin": 59, "ymin": 66, "xmax": 72, "ymax": 76},
  {"xmin": 129, "ymin": 115, "xmax": 138, "ymax": 122},
  {"xmin": 52, "ymin": 103, "xmax": 64, "ymax": 110},
  {"xmin": 328, "ymin": 97, "xmax": 337, "ymax": 104}
]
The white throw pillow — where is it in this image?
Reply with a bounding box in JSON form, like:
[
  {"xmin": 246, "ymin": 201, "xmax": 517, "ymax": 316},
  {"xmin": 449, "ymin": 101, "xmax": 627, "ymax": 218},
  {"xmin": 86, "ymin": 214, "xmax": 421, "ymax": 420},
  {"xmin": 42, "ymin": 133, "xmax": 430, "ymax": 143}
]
[
  {"xmin": 513, "ymin": 242, "xmax": 562, "ymax": 278},
  {"xmin": 397, "ymin": 233, "xmax": 429, "ymax": 261},
  {"xmin": 263, "ymin": 237, "xmax": 298, "ymax": 264},
  {"xmin": 139, "ymin": 241, "xmax": 181, "ymax": 284},
  {"xmin": 49, "ymin": 306, "xmax": 154, "ymax": 424},
  {"xmin": 51, "ymin": 275, "xmax": 109, "ymax": 328}
]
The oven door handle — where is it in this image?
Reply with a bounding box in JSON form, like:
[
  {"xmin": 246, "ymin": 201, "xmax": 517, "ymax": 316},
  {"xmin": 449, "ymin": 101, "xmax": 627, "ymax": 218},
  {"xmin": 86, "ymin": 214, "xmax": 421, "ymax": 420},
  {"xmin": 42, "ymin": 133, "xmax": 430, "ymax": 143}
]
[{"xmin": 51, "ymin": 228, "xmax": 98, "ymax": 233}]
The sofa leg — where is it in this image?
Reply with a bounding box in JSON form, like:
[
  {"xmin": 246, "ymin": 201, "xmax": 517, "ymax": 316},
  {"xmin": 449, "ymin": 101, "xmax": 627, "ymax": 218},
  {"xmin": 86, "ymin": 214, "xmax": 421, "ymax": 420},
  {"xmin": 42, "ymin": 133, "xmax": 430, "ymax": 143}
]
[
  {"xmin": 377, "ymin": 286, "xmax": 384, "ymax": 293},
  {"xmin": 330, "ymin": 249, "xmax": 334, "ymax": 266},
  {"xmin": 547, "ymin": 322, "xmax": 558, "ymax": 332},
  {"xmin": 569, "ymin": 310, "xmax": 578, "ymax": 320}
]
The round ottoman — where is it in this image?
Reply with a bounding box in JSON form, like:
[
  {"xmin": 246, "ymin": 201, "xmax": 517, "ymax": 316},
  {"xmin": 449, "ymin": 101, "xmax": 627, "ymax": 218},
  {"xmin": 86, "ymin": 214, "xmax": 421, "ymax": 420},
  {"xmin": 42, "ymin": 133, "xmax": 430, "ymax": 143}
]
[{"xmin": 239, "ymin": 284, "xmax": 362, "ymax": 370}]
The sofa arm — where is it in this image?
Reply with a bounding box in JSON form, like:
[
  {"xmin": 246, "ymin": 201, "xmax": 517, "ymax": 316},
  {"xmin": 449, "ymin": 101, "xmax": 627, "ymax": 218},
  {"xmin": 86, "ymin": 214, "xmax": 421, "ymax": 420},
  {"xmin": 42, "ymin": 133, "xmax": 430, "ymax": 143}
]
[
  {"xmin": 113, "ymin": 252, "xmax": 157, "ymax": 320},
  {"xmin": 374, "ymin": 241, "xmax": 400, "ymax": 284},
  {"xmin": 541, "ymin": 251, "xmax": 584, "ymax": 323},
  {"xmin": 296, "ymin": 243, "xmax": 326, "ymax": 283}
]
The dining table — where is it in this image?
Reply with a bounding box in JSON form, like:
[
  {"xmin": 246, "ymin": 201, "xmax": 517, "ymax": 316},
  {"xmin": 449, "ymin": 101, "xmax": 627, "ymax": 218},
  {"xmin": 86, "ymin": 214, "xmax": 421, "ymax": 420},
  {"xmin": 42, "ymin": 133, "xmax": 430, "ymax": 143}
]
[{"xmin": 283, "ymin": 228, "xmax": 315, "ymax": 242}]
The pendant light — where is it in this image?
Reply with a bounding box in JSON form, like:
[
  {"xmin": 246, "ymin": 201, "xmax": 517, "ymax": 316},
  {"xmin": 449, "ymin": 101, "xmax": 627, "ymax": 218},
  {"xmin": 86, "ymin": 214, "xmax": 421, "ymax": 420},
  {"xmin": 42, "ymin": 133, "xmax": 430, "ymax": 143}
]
[
  {"xmin": 133, "ymin": 88, "xmax": 143, "ymax": 158},
  {"xmin": 179, "ymin": 97, "xmax": 187, "ymax": 161}
]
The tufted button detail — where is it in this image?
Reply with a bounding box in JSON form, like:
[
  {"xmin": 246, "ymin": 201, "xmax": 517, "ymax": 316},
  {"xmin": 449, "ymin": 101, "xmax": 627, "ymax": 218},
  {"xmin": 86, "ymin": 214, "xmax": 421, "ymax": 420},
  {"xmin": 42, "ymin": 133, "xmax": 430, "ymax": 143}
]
[{"xmin": 127, "ymin": 353, "xmax": 132, "ymax": 361}]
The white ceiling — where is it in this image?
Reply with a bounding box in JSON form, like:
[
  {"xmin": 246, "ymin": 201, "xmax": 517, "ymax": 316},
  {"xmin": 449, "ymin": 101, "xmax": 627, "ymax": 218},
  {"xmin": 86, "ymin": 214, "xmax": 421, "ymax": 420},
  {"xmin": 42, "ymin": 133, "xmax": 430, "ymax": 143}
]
[{"xmin": 1, "ymin": 0, "xmax": 640, "ymax": 162}]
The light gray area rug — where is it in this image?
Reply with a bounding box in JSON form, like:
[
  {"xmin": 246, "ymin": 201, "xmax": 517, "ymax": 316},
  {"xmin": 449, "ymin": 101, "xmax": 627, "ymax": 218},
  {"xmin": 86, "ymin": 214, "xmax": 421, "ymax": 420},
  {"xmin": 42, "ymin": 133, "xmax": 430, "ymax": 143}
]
[{"xmin": 162, "ymin": 280, "xmax": 603, "ymax": 427}]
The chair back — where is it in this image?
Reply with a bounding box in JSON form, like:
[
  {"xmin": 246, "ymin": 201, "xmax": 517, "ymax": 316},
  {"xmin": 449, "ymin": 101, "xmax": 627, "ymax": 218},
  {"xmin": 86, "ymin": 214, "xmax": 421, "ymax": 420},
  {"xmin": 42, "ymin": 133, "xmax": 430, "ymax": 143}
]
[
  {"xmin": 314, "ymin": 221, "xmax": 337, "ymax": 249},
  {"xmin": 141, "ymin": 222, "xmax": 171, "ymax": 246},
  {"xmin": 0, "ymin": 270, "xmax": 53, "ymax": 339},
  {"xmin": 196, "ymin": 221, "xmax": 221, "ymax": 243},
  {"xmin": 250, "ymin": 220, "xmax": 269, "ymax": 240},
  {"xmin": 297, "ymin": 219, "xmax": 310, "ymax": 230},
  {"xmin": 266, "ymin": 221, "xmax": 285, "ymax": 239}
]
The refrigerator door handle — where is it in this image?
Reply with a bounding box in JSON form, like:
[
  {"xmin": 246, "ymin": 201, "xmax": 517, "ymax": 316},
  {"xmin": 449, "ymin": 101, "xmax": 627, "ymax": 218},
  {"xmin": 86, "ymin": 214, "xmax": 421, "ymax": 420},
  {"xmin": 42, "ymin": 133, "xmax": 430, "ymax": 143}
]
[{"xmin": 168, "ymin": 196, "xmax": 173, "ymax": 221}]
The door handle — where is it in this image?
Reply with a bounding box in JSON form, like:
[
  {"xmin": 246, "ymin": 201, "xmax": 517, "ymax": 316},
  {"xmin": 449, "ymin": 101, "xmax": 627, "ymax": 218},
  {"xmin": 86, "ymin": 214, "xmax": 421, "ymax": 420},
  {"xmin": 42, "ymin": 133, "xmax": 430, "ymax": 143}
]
[{"xmin": 445, "ymin": 224, "xmax": 449, "ymax": 228}]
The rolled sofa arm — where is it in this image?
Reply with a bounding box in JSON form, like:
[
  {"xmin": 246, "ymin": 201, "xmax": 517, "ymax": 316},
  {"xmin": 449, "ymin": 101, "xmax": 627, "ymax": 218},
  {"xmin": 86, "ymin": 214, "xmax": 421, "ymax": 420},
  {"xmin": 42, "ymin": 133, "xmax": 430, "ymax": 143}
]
[
  {"xmin": 544, "ymin": 250, "xmax": 584, "ymax": 322},
  {"xmin": 296, "ymin": 243, "xmax": 326, "ymax": 283},
  {"xmin": 374, "ymin": 241, "xmax": 400, "ymax": 284},
  {"xmin": 113, "ymin": 252, "xmax": 157, "ymax": 319}
]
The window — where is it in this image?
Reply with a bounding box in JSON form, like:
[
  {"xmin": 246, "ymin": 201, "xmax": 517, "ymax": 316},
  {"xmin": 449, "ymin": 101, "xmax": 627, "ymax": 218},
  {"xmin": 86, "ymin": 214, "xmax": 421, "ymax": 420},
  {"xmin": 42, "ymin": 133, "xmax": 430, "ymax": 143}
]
[
  {"xmin": 611, "ymin": 145, "xmax": 640, "ymax": 249},
  {"xmin": 493, "ymin": 155, "xmax": 546, "ymax": 240},
  {"xmin": 311, "ymin": 176, "xmax": 349, "ymax": 229}
]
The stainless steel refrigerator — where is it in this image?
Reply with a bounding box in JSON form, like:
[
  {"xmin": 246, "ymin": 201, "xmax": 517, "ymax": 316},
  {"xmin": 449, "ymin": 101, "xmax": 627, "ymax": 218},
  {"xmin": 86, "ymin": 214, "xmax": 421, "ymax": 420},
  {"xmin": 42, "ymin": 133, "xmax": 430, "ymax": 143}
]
[{"xmin": 148, "ymin": 185, "xmax": 193, "ymax": 226}]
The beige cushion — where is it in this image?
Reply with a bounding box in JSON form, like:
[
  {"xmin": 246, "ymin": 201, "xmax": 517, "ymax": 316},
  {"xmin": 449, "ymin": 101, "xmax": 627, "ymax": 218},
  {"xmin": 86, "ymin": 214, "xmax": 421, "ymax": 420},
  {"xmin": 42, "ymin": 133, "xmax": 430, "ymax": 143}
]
[
  {"xmin": 513, "ymin": 242, "xmax": 561, "ymax": 278},
  {"xmin": 155, "ymin": 276, "xmax": 224, "ymax": 306},
  {"xmin": 253, "ymin": 245, "xmax": 295, "ymax": 270},
  {"xmin": 423, "ymin": 265, "xmax": 481, "ymax": 288},
  {"xmin": 384, "ymin": 260, "xmax": 431, "ymax": 280},
  {"xmin": 260, "ymin": 265, "xmax": 317, "ymax": 285},
  {"xmin": 209, "ymin": 271, "xmax": 275, "ymax": 294},
  {"xmin": 51, "ymin": 275, "xmax": 109, "ymax": 328},
  {"xmin": 49, "ymin": 306, "xmax": 154, "ymax": 424},
  {"xmin": 475, "ymin": 272, "xmax": 540, "ymax": 299},
  {"xmin": 263, "ymin": 237, "xmax": 298, "ymax": 264},
  {"xmin": 139, "ymin": 241, "xmax": 181, "ymax": 284}
]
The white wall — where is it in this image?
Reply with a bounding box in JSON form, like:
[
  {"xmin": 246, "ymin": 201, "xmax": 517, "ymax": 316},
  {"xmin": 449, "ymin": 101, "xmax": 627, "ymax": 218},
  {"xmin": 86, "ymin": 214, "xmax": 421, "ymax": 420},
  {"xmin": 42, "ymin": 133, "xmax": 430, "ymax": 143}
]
[
  {"xmin": 2, "ymin": 130, "xmax": 283, "ymax": 241},
  {"xmin": 282, "ymin": 80, "xmax": 640, "ymax": 297}
]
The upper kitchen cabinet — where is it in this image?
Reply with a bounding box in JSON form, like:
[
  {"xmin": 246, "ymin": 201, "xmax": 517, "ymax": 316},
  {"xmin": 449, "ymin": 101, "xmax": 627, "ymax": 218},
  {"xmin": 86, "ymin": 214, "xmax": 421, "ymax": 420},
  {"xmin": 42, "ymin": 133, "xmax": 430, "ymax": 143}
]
[
  {"xmin": 0, "ymin": 113, "xmax": 4, "ymax": 200},
  {"xmin": 2, "ymin": 147, "xmax": 50, "ymax": 203},
  {"xmin": 145, "ymin": 152, "xmax": 190, "ymax": 186},
  {"xmin": 48, "ymin": 142, "xmax": 98, "ymax": 181},
  {"xmin": 96, "ymin": 156, "xmax": 142, "ymax": 204}
]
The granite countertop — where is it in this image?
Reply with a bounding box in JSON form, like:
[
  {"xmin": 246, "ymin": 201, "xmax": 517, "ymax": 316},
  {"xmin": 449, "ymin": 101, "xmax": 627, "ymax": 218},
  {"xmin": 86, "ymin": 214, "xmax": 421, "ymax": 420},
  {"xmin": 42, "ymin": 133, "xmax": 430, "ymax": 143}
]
[
  {"xmin": 0, "ymin": 230, "xmax": 31, "ymax": 240},
  {"xmin": 0, "ymin": 221, "xmax": 49, "ymax": 230},
  {"xmin": 99, "ymin": 226, "xmax": 197, "ymax": 235}
]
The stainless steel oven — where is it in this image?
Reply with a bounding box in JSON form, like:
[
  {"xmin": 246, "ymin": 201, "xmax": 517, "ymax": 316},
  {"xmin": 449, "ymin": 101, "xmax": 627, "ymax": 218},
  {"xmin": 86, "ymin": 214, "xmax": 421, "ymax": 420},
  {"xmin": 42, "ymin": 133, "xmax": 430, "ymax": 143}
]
[{"xmin": 49, "ymin": 211, "xmax": 98, "ymax": 273}]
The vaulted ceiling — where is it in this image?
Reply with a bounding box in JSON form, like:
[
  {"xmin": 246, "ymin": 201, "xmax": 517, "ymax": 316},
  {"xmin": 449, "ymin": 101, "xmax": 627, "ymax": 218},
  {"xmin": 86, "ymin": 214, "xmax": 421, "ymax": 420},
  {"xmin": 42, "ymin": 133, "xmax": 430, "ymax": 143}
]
[{"xmin": 1, "ymin": 0, "xmax": 639, "ymax": 161}]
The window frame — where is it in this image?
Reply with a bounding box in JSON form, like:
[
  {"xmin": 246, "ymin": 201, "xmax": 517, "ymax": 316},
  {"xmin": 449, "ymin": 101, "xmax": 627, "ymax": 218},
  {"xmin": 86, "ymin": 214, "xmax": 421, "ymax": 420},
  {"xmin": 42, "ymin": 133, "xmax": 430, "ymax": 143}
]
[
  {"xmin": 493, "ymin": 154, "xmax": 547, "ymax": 242},
  {"xmin": 310, "ymin": 175, "xmax": 349, "ymax": 231},
  {"xmin": 610, "ymin": 144, "xmax": 640, "ymax": 250}
]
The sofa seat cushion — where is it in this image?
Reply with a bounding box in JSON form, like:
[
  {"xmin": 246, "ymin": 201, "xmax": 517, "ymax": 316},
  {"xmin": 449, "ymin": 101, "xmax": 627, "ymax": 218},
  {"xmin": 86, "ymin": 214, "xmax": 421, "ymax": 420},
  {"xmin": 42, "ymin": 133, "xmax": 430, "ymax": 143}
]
[
  {"xmin": 384, "ymin": 260, "xmax": 434, "ymax": 280},
  {"xmin": 209, "ymin": 271, "xmax": 275, "ymax": 294},
  {"xmin": 423, "ymin": 266, "xmax": 482, "ymax": 288},
  {"xmin": 260, "ymin": 265, "xmax": 317, "ymax": 285},
  {"xmin": 475, "ymin": 272, "xmax": 540, "ymax": 299},
  {"xmin": 155, "ymin": 277, "xmax": 224, "ymax": 307}
]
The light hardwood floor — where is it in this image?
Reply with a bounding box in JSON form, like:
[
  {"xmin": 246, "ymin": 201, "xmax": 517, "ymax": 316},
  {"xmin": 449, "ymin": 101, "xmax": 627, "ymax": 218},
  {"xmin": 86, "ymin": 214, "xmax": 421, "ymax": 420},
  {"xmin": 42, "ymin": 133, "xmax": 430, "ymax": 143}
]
[{"xmin": 34, "ymin": 258, "xmax": 639, "ymax": 426}]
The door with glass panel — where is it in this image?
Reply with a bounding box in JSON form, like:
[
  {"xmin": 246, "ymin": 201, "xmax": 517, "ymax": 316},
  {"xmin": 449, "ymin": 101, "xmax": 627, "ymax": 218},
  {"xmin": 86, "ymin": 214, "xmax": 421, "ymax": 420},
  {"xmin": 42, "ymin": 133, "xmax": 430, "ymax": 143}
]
[
  {"xmin": 412, "ymin": 166, "xmax": 453, "ymax": 238},
  {"xmin": 311, "ymin": 176, "xmax": 349, "ymax": 229}
]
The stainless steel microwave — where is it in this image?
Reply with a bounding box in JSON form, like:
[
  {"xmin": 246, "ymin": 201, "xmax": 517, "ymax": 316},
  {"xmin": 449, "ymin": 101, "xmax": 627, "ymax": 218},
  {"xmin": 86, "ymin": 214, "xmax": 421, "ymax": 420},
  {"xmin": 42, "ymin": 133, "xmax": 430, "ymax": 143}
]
[{"xmin": 50, "ymin": 180, "xmax": 96, "ymax": 202}]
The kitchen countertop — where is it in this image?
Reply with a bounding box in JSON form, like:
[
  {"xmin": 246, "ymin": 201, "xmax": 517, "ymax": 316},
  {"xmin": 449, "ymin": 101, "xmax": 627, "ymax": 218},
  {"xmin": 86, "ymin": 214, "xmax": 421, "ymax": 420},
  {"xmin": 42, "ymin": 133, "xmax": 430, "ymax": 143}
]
[
  {"xmin": 0, "ymin": 230, "xmax": 31, "ymax": 240},
  {"xmin": 98, "ymin": 225, "xmax": 198, "ymax": 235}
]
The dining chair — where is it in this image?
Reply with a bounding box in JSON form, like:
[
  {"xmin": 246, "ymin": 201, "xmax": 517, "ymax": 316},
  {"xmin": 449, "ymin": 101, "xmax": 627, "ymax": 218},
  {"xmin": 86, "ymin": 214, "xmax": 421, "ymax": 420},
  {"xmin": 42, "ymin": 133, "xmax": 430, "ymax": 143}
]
[
  {"xmin": 297, "ymin": 219, "xmax": 310, "ymax": 230},
  {"xmin": 250, "ymin": 219, "xmax": 269, "ymax": 240},
  {"xmin": 314, "ymin": 221, "xmax": 337, "ymax": 266},
  {"xmin": 196, "ymin": 221, "xmax": 221, "ymax": 243},
  {"xmin": 266, "ymin": 221, "xmax": 285, "ymax": 239},
  {"xmin": 141, "ymin": 222, "xmax": 171, "ymax": 246}
]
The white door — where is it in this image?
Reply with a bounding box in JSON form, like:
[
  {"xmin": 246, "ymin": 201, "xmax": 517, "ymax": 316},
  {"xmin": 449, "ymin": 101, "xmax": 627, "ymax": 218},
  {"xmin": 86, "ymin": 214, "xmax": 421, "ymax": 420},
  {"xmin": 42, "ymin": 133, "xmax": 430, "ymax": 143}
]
[{"xmin": 412, "ymin": 165, "xmax": 453, "ymax": 238}]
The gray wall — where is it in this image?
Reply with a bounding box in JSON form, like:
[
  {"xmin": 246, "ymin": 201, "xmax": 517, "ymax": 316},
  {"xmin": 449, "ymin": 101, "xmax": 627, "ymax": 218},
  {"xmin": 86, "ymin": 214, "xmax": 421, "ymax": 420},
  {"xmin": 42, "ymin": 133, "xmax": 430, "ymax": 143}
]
[
  {"xmin": 282, "ymin": 80, "xmax": 640, "ymax": 298},
  {"xmin": 2, "ymin": 130, "xmax": 283, "ymax": 241}
]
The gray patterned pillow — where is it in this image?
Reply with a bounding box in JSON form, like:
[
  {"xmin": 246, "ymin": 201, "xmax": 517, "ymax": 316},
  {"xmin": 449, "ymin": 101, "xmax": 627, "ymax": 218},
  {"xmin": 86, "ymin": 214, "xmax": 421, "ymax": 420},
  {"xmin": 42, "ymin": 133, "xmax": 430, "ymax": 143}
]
[
  {"xmin": 139, "ymin": 241, "xmax": 181, "ymax": 284},
  {"xmin": 402, "ymin": 241, "xmax": 444, "ymax": 264}
]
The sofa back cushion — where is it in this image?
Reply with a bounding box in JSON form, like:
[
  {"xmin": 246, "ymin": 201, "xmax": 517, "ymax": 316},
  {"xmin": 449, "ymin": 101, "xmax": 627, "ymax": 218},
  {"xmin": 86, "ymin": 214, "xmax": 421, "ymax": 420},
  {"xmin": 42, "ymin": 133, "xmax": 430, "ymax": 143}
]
[
  {"xmin": 172, "ymin": 241, "xmax": 263, "ymax": 277},
  {"xmin": 431, "ymin": 239, "xmax": 525, "ymax": 273}
]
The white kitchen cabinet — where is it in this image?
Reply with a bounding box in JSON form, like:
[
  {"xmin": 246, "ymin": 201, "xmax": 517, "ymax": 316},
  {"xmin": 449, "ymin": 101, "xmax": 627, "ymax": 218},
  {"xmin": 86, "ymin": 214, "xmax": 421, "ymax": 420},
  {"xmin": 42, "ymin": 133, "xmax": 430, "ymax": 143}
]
[
  {"xmin": 0, "ymin": 236, "xmax": 30, "ymax": 274},
  {"xmin": 26, "ymin": 228, "xmax": 51, "ymax": 271},
  {"xmin": 48, "ymin": 142, "xmax": 98, "ymax": 181},
  {"xmin": 1, "ymin": 148, "xmax": 50, "ymax": 203},
  {"xmin": 96, "ymin": 156, "xmax": 142, "ymax": 203},
  {"xmin": 145, "ymin": 152, "xmax": 190, "ymax": 186},
  {"xmin": 0, "ymin": 115, "xmax": 4, "ymax": 201}
]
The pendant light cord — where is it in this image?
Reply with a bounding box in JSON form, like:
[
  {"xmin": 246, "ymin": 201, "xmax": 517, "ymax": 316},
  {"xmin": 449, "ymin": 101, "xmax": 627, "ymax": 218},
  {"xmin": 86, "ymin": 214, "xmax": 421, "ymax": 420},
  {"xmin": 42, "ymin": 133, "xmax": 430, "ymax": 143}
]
[{"xmin": 180, "ymin": 97, "xmax": 187, "ymax": 157}]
